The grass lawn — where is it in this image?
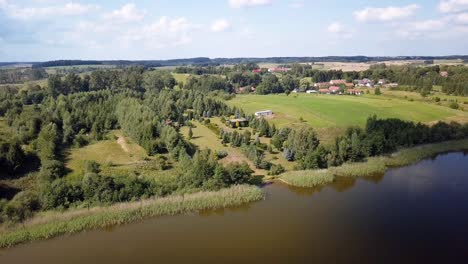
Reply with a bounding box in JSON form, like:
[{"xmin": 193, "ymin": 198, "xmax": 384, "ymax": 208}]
[
  {"xmin": 180, "ymin": 120, "xmax": 269, "ymax": 174},
  {"xmin": 229, "ymin": 93, "xmax": 468, "ymax": 128},
  {"xmin": 65, "ymin": 130, "xmax": 148, "ymax": 180},
  {"xmin": 172, "ymin": 73, "xmax": 190, "ymax": 84}
]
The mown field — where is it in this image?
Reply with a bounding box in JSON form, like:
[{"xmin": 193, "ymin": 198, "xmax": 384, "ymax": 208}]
[
  {"xmin": 229, "ymin": 93, "xmax": 468, "ymax": 127},
  {"xmin": 228, "ymin": 93, "xmax": 468, "ymax": 143}
]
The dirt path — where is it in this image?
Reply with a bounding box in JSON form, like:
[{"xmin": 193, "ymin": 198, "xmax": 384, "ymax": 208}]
[{"xmin": 117, "ymin": 136, "xmax": 130, "ymax": 153}]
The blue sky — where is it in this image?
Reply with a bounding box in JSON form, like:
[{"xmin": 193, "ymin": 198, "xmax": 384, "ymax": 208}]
[{"xmin": 1, "ymin": 0, "xmax": 468, "ymax": 61}]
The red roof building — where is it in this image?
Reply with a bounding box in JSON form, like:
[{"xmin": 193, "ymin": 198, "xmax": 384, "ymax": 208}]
[
  {"xmin": 319, "ymin": 88, "xmax": 330, "ymax": 94},
  {"xmin": 330, "ymin": 79, "xmax": 347, "ymax": 85},
  {"xmin": 329, "ymin": 86, "xmax": 340, "ymax": 93},
  {"xmin": 252, "ymin": 69, "xmax": 262, "ymax": 73}
]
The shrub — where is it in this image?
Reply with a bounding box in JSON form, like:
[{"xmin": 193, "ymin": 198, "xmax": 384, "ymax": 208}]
[
  {"xmin": 268, "ymin": 164, "xmax": 285, "ymax": 176},
  {"xmin": 449, "ymin": 101, "xmax": 459, "ymax": 109},
  {"xmin": 215, "ymin": 150, "xmax": 228, "ymax": 160}
]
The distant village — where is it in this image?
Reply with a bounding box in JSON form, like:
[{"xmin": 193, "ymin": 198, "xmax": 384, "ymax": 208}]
[{"xmin": 237, "ymin": 67, "xmax": 402, "ymax": 96}]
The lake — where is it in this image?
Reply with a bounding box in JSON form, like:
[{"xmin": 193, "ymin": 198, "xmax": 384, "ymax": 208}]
[{"xmin": 1, "ymin": 152, "xmax": 468, "ymax": 263}]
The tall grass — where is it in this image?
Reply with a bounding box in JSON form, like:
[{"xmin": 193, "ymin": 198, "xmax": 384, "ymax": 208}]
[
  {"xmin": 0, "ymin": 185, "xmax": 264, "ymax": 248},
  {"xmin": 279, "ymin": 139, "xmax": 468, "ymax": 187},
  {"xmin": 329, "ymin": 157, "xmax": 387, "ymax": 178},
  {"xmin": 385, "ymin": 139, "xmax": 468, "ymax": 167},
  {"xmin": 279, "ymin": 170, "xmax": 335, "ymax": 188}
]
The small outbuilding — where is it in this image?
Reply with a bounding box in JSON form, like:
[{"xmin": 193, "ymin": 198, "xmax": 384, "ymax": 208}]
[
  {"xmin": 255, "ymin": 110, "xmax": 273, "ymax": 117},
  {"xmin": 228, "ymin": 118, "xmax": 249, "ymax": 128}
]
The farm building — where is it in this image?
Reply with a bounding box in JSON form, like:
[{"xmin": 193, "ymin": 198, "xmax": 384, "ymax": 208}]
[
  {"xmin": 356, "ymin": 79, "xmax": 374, "ymax": 87},
  {"xmin": 329, "ymin": 86, "xmax": 340, "ymax": 94},
  {"xmin": 347, "ymin": 89, "xmax": 363, "ymax": 95},
  {"xmin": 306, "ymin": 90, "xmax": 318, "ymax": 94},
  {"xmin": 330, "ymin": 79, "xmax": 346, "ymax": 85},
  {"xmin": 319, "ymin": 88, "xmax": 330, "ymax": 94},
  {"xmin": 228, "ymin": 118, "xmax": 249, "ymax": 128},
  {"xmin": 314, "ymin": 82, "xmax": 331, "ymax": 88},
  {"xmin": 255, "ymin": 110, "xmax": 273, "ymax": 117},
  {"xmin": 268, "ymin": 67, "xmax": 291, "ymax": 73}
]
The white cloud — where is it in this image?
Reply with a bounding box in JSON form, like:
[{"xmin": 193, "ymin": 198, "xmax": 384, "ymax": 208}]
[
  {"xmin": 453, "ymin": 12, "xmax": 468, "ymax": 23},
  {"xmin": 126, "ymin": 17, "xmax": 199, "ymax": 48},
  {"xmin": 327, "ymin": 22, "xmax": 353, "ymax": 39},
  {"xmin": 327, "ymin": 22, "xmax": 345, "ymax": 33},
  {"xmin": 229, "ymin": 0, "xmax": 272, "ymax": 9},
  {"xmin": 3, "ymin": 1, "xmax": 99, "ymax": 20},
  {"xmin": 210, "ymin": 19, "xmax": 231, "ymax": 32},
  {"xmin": 439, "ymin": 0, "xmax": 468, "ymax": 13},
  {"xmin": 103, "ymin": 3, "xmax": 145, "ymax": 23},
  {"xmin": 354, "ymin": 4, "xmax": 420, "ymax": 22},
  {"xmin": 397, "ymin": 19, "xmax": 447, "ymax": 39}
]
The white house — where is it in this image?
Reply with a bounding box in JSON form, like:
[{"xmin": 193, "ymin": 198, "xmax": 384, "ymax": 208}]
[{"xmin": 255, "ymin": 110, "xmax": 273, "ymax": 117}]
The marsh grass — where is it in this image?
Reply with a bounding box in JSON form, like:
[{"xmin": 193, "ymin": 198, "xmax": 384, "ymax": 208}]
[
  {"xmin": 280, "ymin": 139, "xmax": 468, "ymax": 187},
  {"xmin": 279, "ymin": 170, "xmax": 335, "ymax": 188},
  {"xmin": 329, "ymin": 157, "xmax": 387, "ymax": 178},
  {"xmin": 0, "ymin": 185, "xmax": 264, "ymax": 248}
]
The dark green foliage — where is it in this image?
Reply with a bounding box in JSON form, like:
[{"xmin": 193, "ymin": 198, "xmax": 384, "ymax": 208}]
[
  {"xmin": 0, "ymin": 140, "xmax": 25, "ymax": 176},
  {"xmin": 0, "ymin": 68, "xmax": 47, "ymax": 84},
  {"xmin": 256, "ymin": 74, "xmax": 283, "ymax": 94},
  {"xmin": 0, "ymin": 191, "xmax": 41, "ymax": 223},
  {"xmin": 269, "ymin": 164, "xmax": 285, "ymax": 176}
]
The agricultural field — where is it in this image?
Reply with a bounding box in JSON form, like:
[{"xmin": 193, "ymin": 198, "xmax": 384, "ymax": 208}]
[{"xmin": 228, "ymin": 93, "xmax": 468, "ymax": 142}]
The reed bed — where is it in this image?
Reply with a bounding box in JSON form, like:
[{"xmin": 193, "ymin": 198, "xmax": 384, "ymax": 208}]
[
  {"xmin": 279, "ymin": 170, "xmax": 335, "ymax": 188},
  {"xmin": 329, "ymin": 157, "xmax": 388, "ymax": 178},
  {"xmin": 280, "ymin": 139, "xmax": 468, "ymax": 188},
  {"xmin": 0, "ymin": 185, "xmax": 264, "ymax": 248}
]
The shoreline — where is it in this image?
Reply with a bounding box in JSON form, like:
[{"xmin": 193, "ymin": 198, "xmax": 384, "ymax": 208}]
[
  {"xmin": 279, "ymin": 139, "xmax": 468, "ymax": 188},
  {"xmin": 0, "ymin": 185, "xmax": 264, "ymax": 249}
]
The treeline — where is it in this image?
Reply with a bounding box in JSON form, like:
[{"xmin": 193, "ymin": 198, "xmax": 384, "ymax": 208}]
[
  {"xmin": 279, "ymin": 116, "xmax": 468, "ymax": 170},
  {"xmin": 0, "ymin": 68, "xmax": 47, "ymax": 84},
  {"xmin": 30, "ymin": 56, "xmax": 468, "ymax": 68}
]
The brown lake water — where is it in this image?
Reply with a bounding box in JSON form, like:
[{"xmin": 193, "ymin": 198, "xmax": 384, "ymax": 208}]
[{"xmin": 1, "ymin": 152, "xmax": 468, "ymax": 264}]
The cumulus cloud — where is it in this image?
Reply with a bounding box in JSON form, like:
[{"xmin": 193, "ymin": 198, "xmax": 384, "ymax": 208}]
[
  {"xmin": 354, "ymin": 4, "xmax": 420, "ymax": 22},
  {"xmin": 210, "ymin": 19, "xmax": 231, "ymax": 32},
  {"xmin": 453, "ymin": 12, "xmax": 468, "ymax": 23},
  {"xmin": 397, "ymin": 19, "xmax": 447, "ymax": 39},
  {"xmin": 327, "ymin": 22, "xmax": 353, "ymax": 39},
  {"xmin": 103, "ymin": 3, "xmax": 145, "ymax": 23},
  {"xmin": 3, "ymin": 1, "xmax": 99, "ymax": 20},
  {"xmin": 229, "ymin": 0, "xmax": 272, "ymax": 9},
  {"xmin": 439, "ymin": 0, "xmax": 468, "ymax": 13}
]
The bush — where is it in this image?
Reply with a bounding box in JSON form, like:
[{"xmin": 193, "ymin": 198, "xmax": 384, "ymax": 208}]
[
  {"xmin": 434, "ymin": 97, "xmax": 441, "ymax": 102},
  {"xmin": 449, "ymin": 101, "xmax": 459, "ymax": 109},
  {"xmin": 215, "ymin": 150, "xmax": 228, "ymax": 160},
  {"xmin": 1, "ymin": 191, "xmax": 41, "ymax": 223},
  {"xmin": 268, "ymin": 164, "xmax": 285, "ymax": 176}
]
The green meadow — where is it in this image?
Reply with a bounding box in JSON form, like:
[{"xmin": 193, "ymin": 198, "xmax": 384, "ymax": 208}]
[{"xmin": 229, "ymin": 93, "xmax": 468, "ymax": 128}]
